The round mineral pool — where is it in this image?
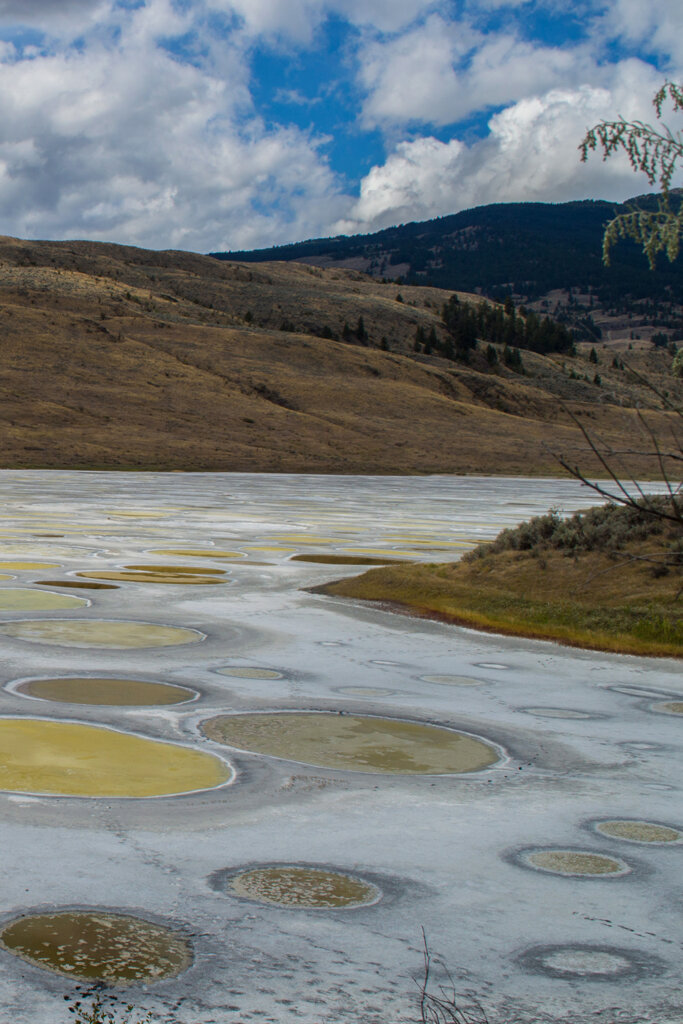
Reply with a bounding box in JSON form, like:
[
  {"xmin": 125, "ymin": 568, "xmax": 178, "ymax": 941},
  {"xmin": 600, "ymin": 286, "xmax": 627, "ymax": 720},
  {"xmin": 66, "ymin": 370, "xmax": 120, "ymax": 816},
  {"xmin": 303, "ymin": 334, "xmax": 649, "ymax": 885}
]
[
  {"xmin": 14, "ymin": 677, "xmax": 196, "ymax": 707},
  {"xmin": 524, "ymin": 850, "xmax": 628, "ymax": 877},
  {"xmin": 421, "ymin": 674, "xmax": 483, "ymax": 687},
  {"xmin": 76, "ymin": 571, "xmax": 226, "ymax": 585},
  {"xmin": 124, "ymin": 564, "xmax": 227, "ymax": 575},
  {"xmin": 150, "ymin": 548, "xmax": 245, "ymax": 559},
  {"xmin": 336, "ymin": 686, "xmax": 395, "ymax": 697},
  {"xmin": 0, "ymin": 619, "xmax": 204, "ymax": 649},
  {"xmin": 651, "ymin": 701, "xmax": 683, "ymax": 716},
  {"xmin": 525, "ymin": 708, "xmax": 594, "ymax": 720},
  {"xmin": 0, "ymin": 562, "xmax": 60, "ymax": 571},
  {"xmin": 0, "ymin": 589, "xmax": 88, "ymax": 612},
  {"xmin": 216, "ymin": 667, "xmax": 283, "ymax": 680},
  {"xmin": 202, "ymin": 712, "xmax": 500, "ymax": 774},
  {"xmin": 228, "ymin": 866, "xmax": 380, "ymax": 909},
  {"xmin": 290, "ymin": 554, "xmax": 408, "ymax": 565},
  {"xmin": 0, "ymin": 718, "xmax": 230, "ymax": 796},
  {"xmin": 34, "ymin": 580, "xmax": 119, "ymax": 590},
  {"xmin": 595, "ymin": 820, "xmax": 681, "ymax": 844},
  {"xmin": 0, "ymin": 911, "xmax": 192, "ymax": 984},
  {"xmin": 536, "ymin": 947, "xmax": 636, "ymax": 978}
]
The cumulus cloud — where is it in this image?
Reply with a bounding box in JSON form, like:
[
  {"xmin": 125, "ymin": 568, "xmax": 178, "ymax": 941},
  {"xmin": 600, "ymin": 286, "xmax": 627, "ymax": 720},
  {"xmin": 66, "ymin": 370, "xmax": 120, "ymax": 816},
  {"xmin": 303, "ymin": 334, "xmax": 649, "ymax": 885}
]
[
  {"xmin": 206, "ymin": 0, "xmax": 442, "ymax": 44},
  {"xmin": 338, "ymin": 61, "xmax": 679, "ymax": 234},
  {"xmin": 0, "ymin": 0, "xmax": 112, "ymax": 36},
  {"xmin": 599, "ymin": 0, "xmax": 683, "ymax": 63},
  {"xmin": 0, "ymin": 12, "xmax": 348, "ymax": 250},
  {"xmin": 357, "ymin": 14, "xmax": 599, "ymax": 130}
]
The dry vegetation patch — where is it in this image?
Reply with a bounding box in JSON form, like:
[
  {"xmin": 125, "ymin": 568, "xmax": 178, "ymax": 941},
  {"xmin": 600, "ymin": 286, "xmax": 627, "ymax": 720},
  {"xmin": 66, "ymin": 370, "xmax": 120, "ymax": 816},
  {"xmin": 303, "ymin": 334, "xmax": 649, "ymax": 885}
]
[{"xmin": 315, "ymin": 500, "xmax": 683, "ymax": 656}]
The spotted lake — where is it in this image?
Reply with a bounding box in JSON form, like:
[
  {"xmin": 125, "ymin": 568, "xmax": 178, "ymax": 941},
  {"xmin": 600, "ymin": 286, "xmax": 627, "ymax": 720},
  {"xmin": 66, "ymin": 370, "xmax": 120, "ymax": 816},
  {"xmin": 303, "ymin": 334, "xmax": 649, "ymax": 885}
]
[{"xmin": 0, "ymin": 471, "xmax": 679, "ymax": 1024}]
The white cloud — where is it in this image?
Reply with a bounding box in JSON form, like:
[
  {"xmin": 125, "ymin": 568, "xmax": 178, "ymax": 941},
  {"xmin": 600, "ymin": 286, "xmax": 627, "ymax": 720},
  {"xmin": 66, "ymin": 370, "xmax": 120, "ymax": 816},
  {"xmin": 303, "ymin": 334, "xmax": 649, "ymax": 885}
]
[
  {"xmin": 599, "ymin": 0, "xmax": 683, "ymax": 64},
  {"xmin": 357, "ymin": 15, "xmax": 599, "ymax": 130},
  {"xmin": 0, "ymin": 0, "xmax": 113, "ymax": 37},
  {"xmin": 338, "ymin": 61, "xmax": 681, "ymax": 234},
  {"xmin": 206, "ymin": 0, "xmax": 442, "ymax": 44},
  {"xmin": 0, "ymin": 17, "xmax": 348, "ymax": 251}
]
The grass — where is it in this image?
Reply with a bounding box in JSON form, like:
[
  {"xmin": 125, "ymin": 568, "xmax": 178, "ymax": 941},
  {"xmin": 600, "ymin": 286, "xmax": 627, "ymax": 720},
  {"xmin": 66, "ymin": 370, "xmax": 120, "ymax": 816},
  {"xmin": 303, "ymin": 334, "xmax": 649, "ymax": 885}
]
[{"xmin": 314, "ymin": 501, "xmax": 683, "ymax": 657}]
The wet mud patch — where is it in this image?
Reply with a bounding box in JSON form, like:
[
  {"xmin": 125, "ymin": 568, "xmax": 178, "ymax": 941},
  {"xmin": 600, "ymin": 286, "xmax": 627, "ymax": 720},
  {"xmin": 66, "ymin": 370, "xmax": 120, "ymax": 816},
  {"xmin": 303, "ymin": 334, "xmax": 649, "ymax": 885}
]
[
  {"xmin": 0, "ymin": 718, "xmax": 231, "ymax": 797},
  {"xmin": 517, "ymin": 848, "xmax": 630, "ymax": 878},
  {"xmin": 0, "ymin": 619, "xmax": 204, "ymax": 649},
  {"xmin": 202, "ymin": 712, "xmax": 501, "ymax": 774},
  {"xmin": 76, "ymin": 571, "xmax": 226, "ymax": 585},
  {"xmin": 593, "ymin": 820, "xmax": 681, "ymax": 844},
  {"xmin": 0, "ymin": 911, "xmax": 192, "ymax": 984},
  {"xmin": 517, "ymin": 943, "xmax": 666, "ymax": 981},
  {"xmin": 0, "ymin": 589, "xmax": 87, "ymax": 611},
  {"xmin": 220, "ymin": 866, "xmax": 381, "ymax": 909},
  {"xmin": 13, "ymin": 677, "xmax": 196, "ymax": 707}
]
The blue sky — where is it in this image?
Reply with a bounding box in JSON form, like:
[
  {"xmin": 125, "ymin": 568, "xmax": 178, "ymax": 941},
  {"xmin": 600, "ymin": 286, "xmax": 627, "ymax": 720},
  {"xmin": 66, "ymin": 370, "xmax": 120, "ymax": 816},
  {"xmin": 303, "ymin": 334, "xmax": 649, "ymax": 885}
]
[{"xmin": 0, "ymin": 0, "xmax": 679, "ymax": 251}]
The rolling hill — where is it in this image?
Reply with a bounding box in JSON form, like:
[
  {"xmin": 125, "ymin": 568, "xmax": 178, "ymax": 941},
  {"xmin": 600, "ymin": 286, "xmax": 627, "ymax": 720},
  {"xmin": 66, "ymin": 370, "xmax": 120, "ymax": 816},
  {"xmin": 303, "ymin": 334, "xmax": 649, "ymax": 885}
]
[{"xmin": 0, "ymin": 233, "xmax": 678, "ymax": 474}]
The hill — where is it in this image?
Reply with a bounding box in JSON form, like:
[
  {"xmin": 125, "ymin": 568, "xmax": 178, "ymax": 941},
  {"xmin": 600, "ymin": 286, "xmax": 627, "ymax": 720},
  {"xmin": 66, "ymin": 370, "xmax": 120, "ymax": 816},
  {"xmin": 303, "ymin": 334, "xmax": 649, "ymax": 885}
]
[
  {"xmin": 213, "ymin": 194, "xmax": 683, "ymax": 304},
  {"xmin": 213, "ymin": 194, "xmax": 683, "ymax": 348},
  {"xmin": 0, "ymin": 234, "xmax": 679, "ymax": 473}
]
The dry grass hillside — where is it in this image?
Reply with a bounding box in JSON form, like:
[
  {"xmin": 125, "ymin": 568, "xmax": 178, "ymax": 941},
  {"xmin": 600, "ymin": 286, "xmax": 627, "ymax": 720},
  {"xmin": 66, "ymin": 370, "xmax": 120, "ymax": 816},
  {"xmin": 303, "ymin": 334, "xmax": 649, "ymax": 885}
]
[{"xmin": 0, "ymin": 234, "xmax": 679, "ymax": 473}]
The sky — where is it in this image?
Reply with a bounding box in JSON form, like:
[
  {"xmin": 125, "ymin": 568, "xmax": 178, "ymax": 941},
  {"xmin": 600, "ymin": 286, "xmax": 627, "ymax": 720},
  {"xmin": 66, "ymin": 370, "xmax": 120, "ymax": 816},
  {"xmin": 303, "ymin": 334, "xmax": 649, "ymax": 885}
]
[{"xmin": 0, "ymin": 0, "xmax": 680, "ymax": 252}]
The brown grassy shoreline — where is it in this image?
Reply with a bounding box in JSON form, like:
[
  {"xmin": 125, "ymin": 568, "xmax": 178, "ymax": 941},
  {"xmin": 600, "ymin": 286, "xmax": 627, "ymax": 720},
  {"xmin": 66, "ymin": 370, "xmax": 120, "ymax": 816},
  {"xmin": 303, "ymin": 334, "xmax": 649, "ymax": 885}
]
[{"xmin": 313, "ymin": 506, "xmax": 683, "ymax": 658}]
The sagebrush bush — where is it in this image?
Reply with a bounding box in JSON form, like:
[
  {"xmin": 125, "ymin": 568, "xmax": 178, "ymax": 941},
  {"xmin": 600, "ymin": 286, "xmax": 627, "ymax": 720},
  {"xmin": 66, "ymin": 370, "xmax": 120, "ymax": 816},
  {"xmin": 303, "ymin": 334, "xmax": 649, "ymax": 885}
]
[{"xmin": 464, "ymin": 496, "xmax": 680, "ymax": 563}]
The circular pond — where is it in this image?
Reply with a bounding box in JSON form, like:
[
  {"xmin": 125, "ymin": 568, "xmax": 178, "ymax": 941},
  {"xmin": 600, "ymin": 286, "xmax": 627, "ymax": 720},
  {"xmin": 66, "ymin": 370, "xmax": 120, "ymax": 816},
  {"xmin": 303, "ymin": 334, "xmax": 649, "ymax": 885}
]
[
  {"xmin": 227, "ymin": 866, "xmax": 380, "ymax": 909},
  {"xmin": 125, "ymin": 564, "xmax": 226, "ymax": 575},
  {"xmin": 35, "ymin": 579, "xmax": 119, "ymax": 590},
  {"xmin": 518, "ymin": 943, "xmax": 663, "ymax": 981},
  {"xmin": 525, "ymin": 708, "xmax": 594, "ymax": 720},
  {"xmin": 76, "ymin": 571, "xmax": 225, "ymax": 585},
  {"xmin": 0, "ymin": 619, "xmax": 204, "ymax": 649},
  {"xmin": 202, "ymin": 712, "xmax": 500, "ymax": 774},
  {"xmin": 216, "ymin": 667, "xmax": 283, "ymax": 680},
  {"xmin": 522, "ymin": 849, "xmax": 628, "ymax": 877},
  {"xmin": 150, "ymin": 548, "xmax": 245, "ymax": 560},
  {"xmin": 651, "ymin": 701, "xmax": 683, "ymax": 716},
  {"xmin": 0, "ymin": 911, "xmax": 192, "ymax": 984},
  {"xmin": 0, "ymin": 562, "xmax": 60, "ymax": 571},
  {"xmin": 0, "ymin": 589, "xmax": 87, "ymax": 612},
  {"xmin": 14, "ymin": 677, "xmax": 196, "ymax": 707},
  {"xmin": 0, "ymin": 719, "xmax": 230, "ymax": 796},
  {"xmin": 594, "ymin": 820, "xmax": 681, "ymax": 844},
  {"xmin": 290, "ymin": 554, "xmax": 407, "ymax": 565},
  {"xmin": 421, "ymin": 674, "xmax": 483, "ymax": 687}
]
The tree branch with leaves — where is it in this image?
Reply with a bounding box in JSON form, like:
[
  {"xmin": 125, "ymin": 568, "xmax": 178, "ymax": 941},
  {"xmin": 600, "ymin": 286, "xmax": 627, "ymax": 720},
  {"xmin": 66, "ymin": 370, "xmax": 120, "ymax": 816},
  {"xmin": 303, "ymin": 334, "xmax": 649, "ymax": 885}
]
[{"xmin": 580, "ymin": 81, "xmax": 683, "ymax": 268}]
